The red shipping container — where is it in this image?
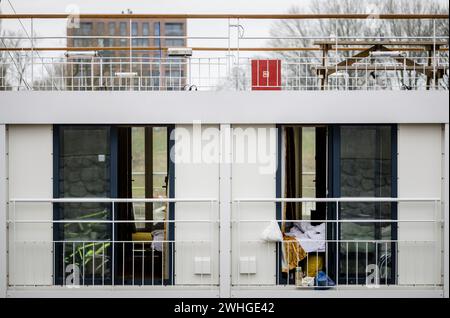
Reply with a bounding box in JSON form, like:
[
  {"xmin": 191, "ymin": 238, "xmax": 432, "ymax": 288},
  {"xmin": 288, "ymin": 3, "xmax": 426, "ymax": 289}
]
[{"xmin": 251, "ymin": 59, "xmax": 281, "ymax": 90}]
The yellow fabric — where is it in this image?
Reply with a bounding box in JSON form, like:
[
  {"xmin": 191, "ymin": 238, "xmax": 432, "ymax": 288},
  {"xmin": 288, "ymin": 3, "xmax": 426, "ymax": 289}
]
[
  {"xmin": 304, "ymin": 254, "xmax": 324, "ymax": 277},
  {"xmin": 132, "ymin": 232, "xmax": 152, "ymax": 242},
  {"xmin": 282, "ymin": 234, "xmax": 307, "ymax": 272}
]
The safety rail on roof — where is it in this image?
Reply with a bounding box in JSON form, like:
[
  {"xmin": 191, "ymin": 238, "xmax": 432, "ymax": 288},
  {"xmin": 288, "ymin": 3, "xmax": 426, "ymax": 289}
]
[{"xmin": 0, "ymin": 13, "xmax": 448, "ymax": 91}]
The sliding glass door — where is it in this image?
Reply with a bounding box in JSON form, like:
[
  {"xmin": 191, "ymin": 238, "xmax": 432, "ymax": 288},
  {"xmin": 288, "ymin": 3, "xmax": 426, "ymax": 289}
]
[
  {"xmin": 331, "ymin": 125, "xmax": 397, "ymax": 284},
  {"xmin": 54, "ymin": 125, "xmax": 174, "ymax": 286},
  {"xmin": 54, "ymin": 126, "xmax": 115, "ymax": 285}
]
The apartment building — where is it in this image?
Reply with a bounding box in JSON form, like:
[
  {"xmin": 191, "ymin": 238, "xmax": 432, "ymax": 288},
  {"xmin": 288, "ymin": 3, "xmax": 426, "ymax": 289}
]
[
  {"xmin": 66, "ymin": 15, "xmax": 187, "ymax": 90},
  {"xmin": 0, "ymin": 13, "xmax": 449, "ymax": 299}
]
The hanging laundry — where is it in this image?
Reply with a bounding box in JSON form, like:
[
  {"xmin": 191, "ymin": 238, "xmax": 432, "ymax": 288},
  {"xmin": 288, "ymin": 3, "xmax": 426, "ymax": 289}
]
[
  {"xmin": 285, "ymin": 222, "xmax": 326, "ymax": 253},
  {"xmin": 282, "ymin": 234, "xmax": 307, "ymax": 272}
]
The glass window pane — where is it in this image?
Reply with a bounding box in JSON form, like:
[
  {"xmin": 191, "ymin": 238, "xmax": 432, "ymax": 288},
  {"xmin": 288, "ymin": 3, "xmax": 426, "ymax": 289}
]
[
  {"xmin": 154, "ymin": 22, "xmax": 161, "ymax": 47},
  {"xmin": 164, "ymin": 23, "xmax": 183, "ymax": 35},
  {"xmin": 131, "ymin": 22, "xmax": 138, "ymax": 46},
  {"xmin": 164, "ymin": 23, "xmax": 184, "ymax": 47},
  {"xmin": 57, "ymin": 126, "xmax": 111, "ymax": 282},
  {"xmin": 132, "ymin": 127, "xmax": 145, "ymax": 229},
  {"xmin": 339, "ymin": 125, "xmax": 392, "ymax": 283},
  {"xmin": 119, "ymin": 22, "xmax": 127, "ymax": 46}
]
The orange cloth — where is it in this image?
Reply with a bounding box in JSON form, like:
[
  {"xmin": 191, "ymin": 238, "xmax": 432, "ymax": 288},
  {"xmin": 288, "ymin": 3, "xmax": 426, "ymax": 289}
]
[{"xmin": 282, "ymin": 234, "xmax": 307, "ymax": 272}]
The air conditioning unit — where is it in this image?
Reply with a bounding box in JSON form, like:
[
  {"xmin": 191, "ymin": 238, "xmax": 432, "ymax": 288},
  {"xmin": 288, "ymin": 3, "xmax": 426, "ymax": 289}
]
[
  {"xmin": 167, "ymin": 47, "xmax": 193, "ymax": 57},
  {"xmin": 370, "ymin": 51, "xmax": 407, "ymax": 58},
  {"xmin": 114, "ymin": 72, "xmax": 138, "ymax": 78},
  {"xmin": 64, "ymin": 51, "xmax": 99, "ymax": 59}
]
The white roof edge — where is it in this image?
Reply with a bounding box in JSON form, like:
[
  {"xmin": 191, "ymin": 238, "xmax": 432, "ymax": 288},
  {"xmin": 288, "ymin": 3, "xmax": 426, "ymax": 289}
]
[{"xmin": 0, "ymin": 91, "xmax": 448, "ymax": 125}]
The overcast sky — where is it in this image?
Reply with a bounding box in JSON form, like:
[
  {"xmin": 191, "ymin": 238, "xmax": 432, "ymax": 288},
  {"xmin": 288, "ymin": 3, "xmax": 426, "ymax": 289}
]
[{"xmin": 0, "ymin": 0, "xmax": 316, "ymax": 58}]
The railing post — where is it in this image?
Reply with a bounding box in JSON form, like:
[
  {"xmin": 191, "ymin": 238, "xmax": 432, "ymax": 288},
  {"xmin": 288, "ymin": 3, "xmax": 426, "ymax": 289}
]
[
  {"xmin": 31, "ymin": 18, "xmax": 34, "ymax": 90},
  {"xmin": 335, "ymin": 200, "xmax": 339, "ymax": 288},
  {"xmin": 219, "ymin": 124, "xmax": 231, "ymax": 298},
  {"xmin": 0, "ymin": 125, "xmax": 7, "ymax": 298},
  {"xmin": 444, "ymin": 123, "xmax": 449, "ymax": 298}
]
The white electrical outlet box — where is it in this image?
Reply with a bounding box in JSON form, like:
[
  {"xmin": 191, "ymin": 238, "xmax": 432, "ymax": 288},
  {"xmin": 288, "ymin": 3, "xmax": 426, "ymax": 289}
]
[
  {"xmin": 239, "ymin": 256, "xmax": 257, "ymax": 274},
  {"xmin": 194, "ymin": 257, "xmax": 211, "ymax": 275},
  {"xmin": 168, "ymin": 47, "xmax": 193, "ymax": 57}
]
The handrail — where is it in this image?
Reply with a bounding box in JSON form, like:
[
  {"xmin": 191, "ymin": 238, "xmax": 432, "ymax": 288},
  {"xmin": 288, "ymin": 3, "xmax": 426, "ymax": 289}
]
[
  {"xmin": 9, "ymin": 197, "xmax": 218, "ymax": 203},
  {"xmin": 0, "ymin": 13, "xmax": 448, "ymax": 20},
  {"xmin": 1, "ymin": 46, "xmax": 448, "ymax": 52},
  {"xmin": 233, "ymin": 197, "xmax": 441, "ymax": 203}
]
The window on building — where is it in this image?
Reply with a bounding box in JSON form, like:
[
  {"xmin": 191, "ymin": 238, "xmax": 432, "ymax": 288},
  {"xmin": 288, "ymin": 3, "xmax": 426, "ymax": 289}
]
[
  {"xmin": 73, "ymin": 38, "xmax": 83, "ymax": 48},
  {"xmin": 152, "ymin": 69, "xmax": 160, "ymax": 89},
  {"xmin": 282, "ymin": 126, "xmax": 327, "ymax": 223},
  {"xmin": 97, "ymin": 22, "xmax": 105, "ymax": 47},
  {"xmin": 279, "ymin": 125, "xmax": 396, "ymax": 285},
  {"xmin": 131, "ymin": 22, "xmax": 138, "ymax": 47},
  {"xmin": 80, "ymin": 22, "xmax": 93, "ymax": 35},
  {"xmin": 80, "ymin": 22, "xmax": 93, "ymax": 46},
  {"xmin": 154, "ymin": 22, "xmax": 161, "ymax": 48},
  {"xmin": 165, "ymin": 69, "xmax": 184, "ymax": 90},
  {"xmin": 164, "ymin": 23, "xmax": 184, "ymax": 47},
  {"xmin": 142, "ymin": 23, "xmax": 150, "ymax": 47},
  {"xmin": 55, "ymin": 126, "xmax": 112, "ymax": 284},
  {"xmin": 108, "ymin": 22, "xmax": 116, "ymax": 46},
  {"xmin": 54, "ymin": 125, "xmax": 173, "ymax": 286},
  {"xmin": 119, "ymin": 22, "xmax": 127, "ymax": 46},
  {"xmin": 164, "ymin": 22, "xmax": 183, "ymax": 35},
  {"xmin": 116, "ymin": 126, "xmax": 172, "ymax": 285},
  {"xmin": 338, "ymin": 125, "xmax": 395, "ymax": 284}
]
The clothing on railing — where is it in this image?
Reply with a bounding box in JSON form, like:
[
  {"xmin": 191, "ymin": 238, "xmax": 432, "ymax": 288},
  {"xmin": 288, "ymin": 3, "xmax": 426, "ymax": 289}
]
[
  {"xmin": 285, "ymin": 222, "xmax": 326, "ymax": 253},
  {"xmin": 282, "ymin": 234, "xmax": 307, "ymax": 272}
]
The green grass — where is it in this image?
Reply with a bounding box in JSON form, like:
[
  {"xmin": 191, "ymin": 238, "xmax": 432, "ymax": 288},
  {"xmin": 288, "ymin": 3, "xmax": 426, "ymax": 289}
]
[{"xmin": 132, "ymin": 127, "xmax": 168, "ymax": 198}]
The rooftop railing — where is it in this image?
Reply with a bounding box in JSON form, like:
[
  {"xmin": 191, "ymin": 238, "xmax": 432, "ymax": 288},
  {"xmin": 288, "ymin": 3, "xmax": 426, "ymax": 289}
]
[{"xmin": 0, "ymin": 13, "xmax": 448, "ymax": 91}]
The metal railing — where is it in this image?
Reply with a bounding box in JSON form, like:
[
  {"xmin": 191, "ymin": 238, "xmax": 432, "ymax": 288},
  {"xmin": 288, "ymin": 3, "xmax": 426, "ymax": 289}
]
[
  {"xmin": 232, "ymin": 197, "xmax": 443, "ymax": 289},
  {"xmin": 1, "ymin": 53, "xmax": 448, "ymax": 91},
  {"xmin": 0, "ymin": 12, "xmax": 448, "ymax": 91},
  {"xmin": 7, "ymin": 197, "xmax": 219, "ymax": 288},
  {"xmin": 4, "ymin": 196, "xmax": 445, "ymax": 291}
]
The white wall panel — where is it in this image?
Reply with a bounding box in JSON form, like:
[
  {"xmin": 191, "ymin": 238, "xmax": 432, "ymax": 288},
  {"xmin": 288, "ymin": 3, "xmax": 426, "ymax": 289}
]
[
  {"xmin": 174, "ymin": 124, "xmax": 220, "ymax": 285},
  {"xmin": 398, "ymin": 124, "xmax": 443, "ymax": 286},
  {"xmin": 8, "ymin": 125, "xmax": 53, "ymax": 286},
  {"xmin": 231, "ymin": 125, "xmax": 277, "ymax": 285}
]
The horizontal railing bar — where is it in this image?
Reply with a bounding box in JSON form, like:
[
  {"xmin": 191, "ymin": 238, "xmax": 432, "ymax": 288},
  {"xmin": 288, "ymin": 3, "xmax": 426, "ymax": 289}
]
[
  {"xmin": 1, "ymin": 46, "xmax": 448, "ymax": 52},
  {"xmin": 132, "ymin": 171, "xmax": 166, "ymax": 176},
  {"xmin": 233, "ymin": 219, "xmax": 442, "ymax": 223},
  {"xmin": 7, "ymin": 219, "xmax": 219, "ymax": 224},
  {"xmin": 9, "ymin": 198, "xmax": 217, "ymax": 203},
  {"xmin": 240, "ymin": 239, "xmax": 436, "ymax": 243},
  {"xmin": 10, "ymin": 197, "xmax": 439, "ymax": 203},
  {"xmin": 0, "ymin": 13, "xmax": 448, "ymax": 19},
  {"xmin": 1, "ymin": 35, "xmax": 229, "ymax": 40},
  {"xmin": 12, "ymin": 240, "xmax": 212, "ymax": 243},
  {"xmin": 242, "ymin": 36, "xmax": 450, "ymax": 40},
  {"xmin": 234, "ymin": 197, "xmax": 440, "ymax": 203},
  {"xmin": 11, "ymin": 239, "xmax": 435, "ymax": 244},
  {"xmin": 9, "ymin": 219, "xmax": 439, "ymax": 224},
  {"xmin": 2, "ymin": 35, "xmax": 448, "ymax": 40}
]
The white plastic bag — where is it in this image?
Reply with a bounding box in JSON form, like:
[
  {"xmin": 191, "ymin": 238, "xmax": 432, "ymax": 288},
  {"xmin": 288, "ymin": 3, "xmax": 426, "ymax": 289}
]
[{"xmin": 261, "ymin": 221, "xmax": 283, "ymax": 242}]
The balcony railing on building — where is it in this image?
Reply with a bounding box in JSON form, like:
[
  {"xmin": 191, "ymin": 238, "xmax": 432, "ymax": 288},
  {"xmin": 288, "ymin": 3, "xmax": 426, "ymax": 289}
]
[{"xmin": 7, "ymin": 197, "xmax": 444, "ymax": 291}]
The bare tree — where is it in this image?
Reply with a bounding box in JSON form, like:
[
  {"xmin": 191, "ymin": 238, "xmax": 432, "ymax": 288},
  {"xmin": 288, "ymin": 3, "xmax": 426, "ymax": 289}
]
[
  {"xmin": 268, "ymin": 0, "xmax": 449, "ymax": 90},
  {"xmin": 381, "ymin": 0, "xmax": 449, "ymax": 89},
  {"xmin": 0, "ymin": 30, "xmax": 32, "ymax": 90},
  {"xmin": 215, "ymin": 66, "xmax": 250, "ymax": 91},
  {"xmin": 0, "ymin": 7, "xmax": 12, "ymax": 90}
]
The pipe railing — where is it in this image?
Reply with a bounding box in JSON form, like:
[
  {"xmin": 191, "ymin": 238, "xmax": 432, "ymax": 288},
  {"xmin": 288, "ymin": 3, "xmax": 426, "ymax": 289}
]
[
  {"xmin": 8, "ymin": 198, "xmax": 219, "ymax": 288},
  {"xmin": 233, "ymin": 197, "xmax": 443, "ymax": 289}
]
